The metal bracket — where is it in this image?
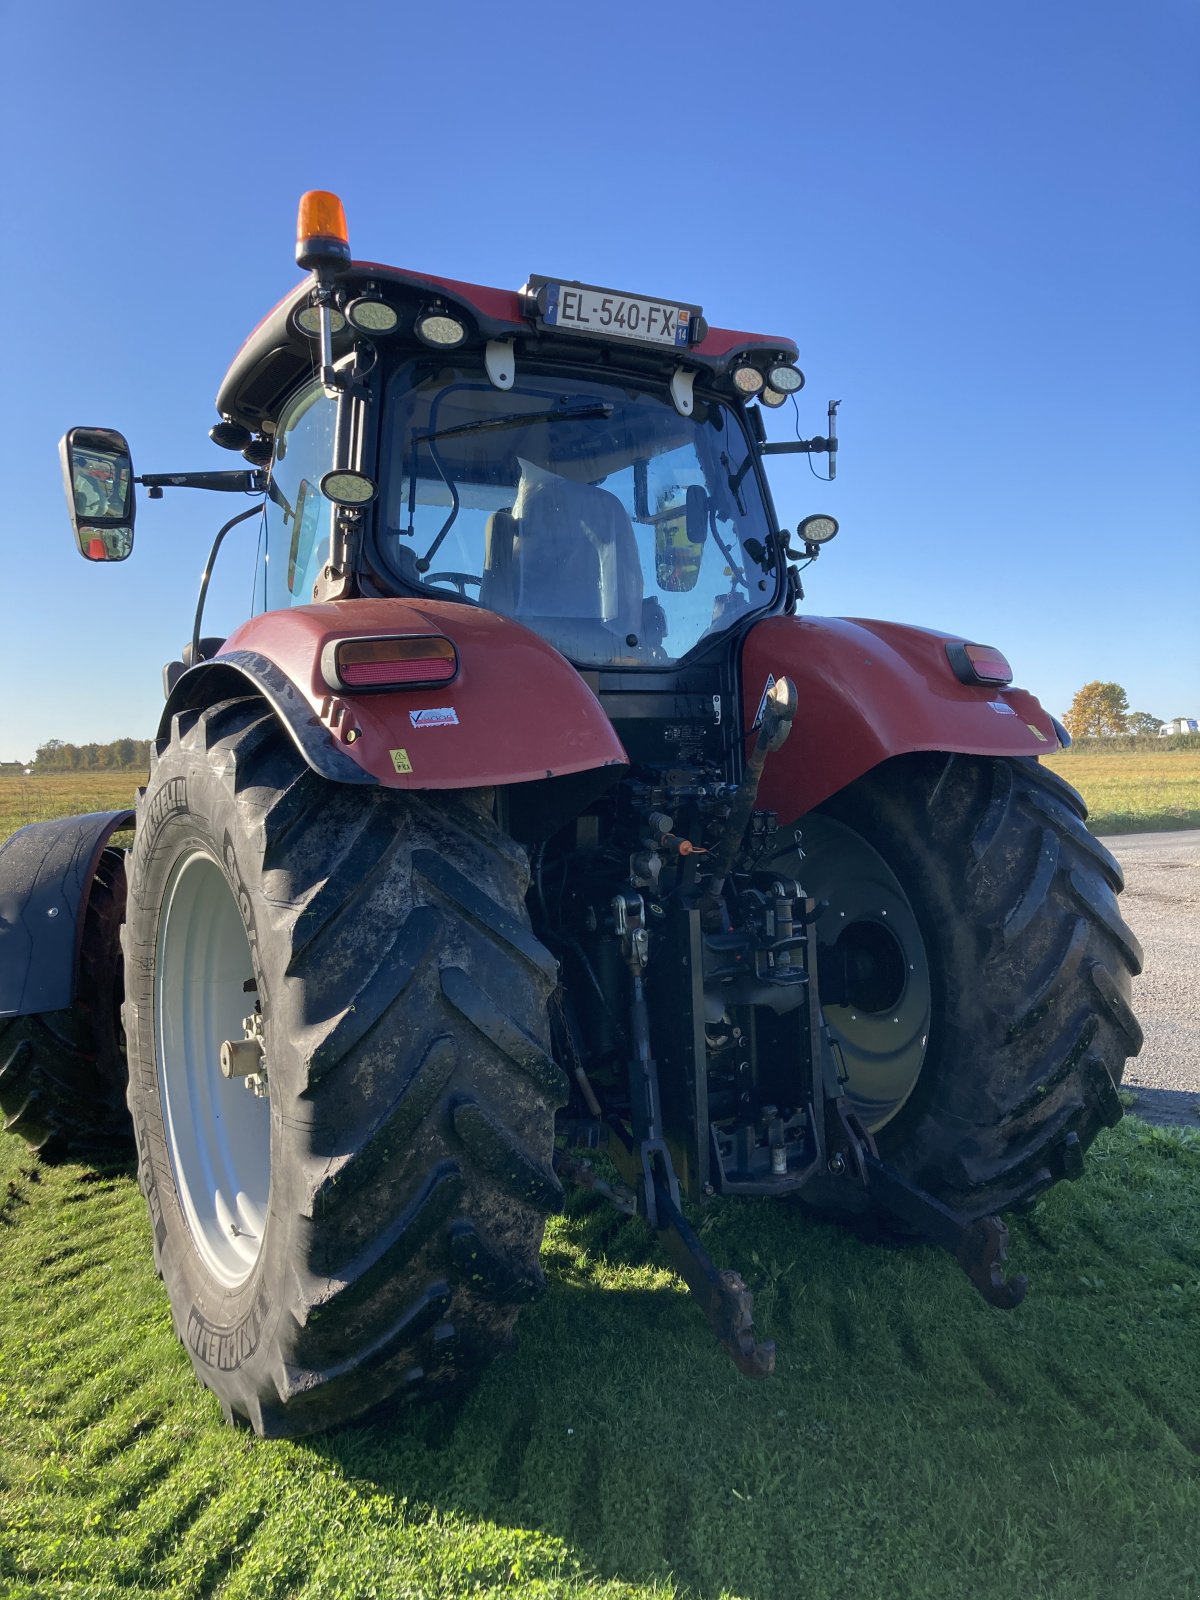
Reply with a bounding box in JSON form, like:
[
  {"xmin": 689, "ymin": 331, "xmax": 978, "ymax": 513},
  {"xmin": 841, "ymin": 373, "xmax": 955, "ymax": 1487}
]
[
  {"xmin": 670, "ymin": 366, "xmax": 695, "ymax": 418},
  {"xmin": 485, "ymin": 338, "xmax": 515, "ymax": 390}
]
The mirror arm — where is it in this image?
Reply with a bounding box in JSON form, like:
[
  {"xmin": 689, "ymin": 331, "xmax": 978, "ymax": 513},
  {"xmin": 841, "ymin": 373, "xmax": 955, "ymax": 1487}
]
[
  {"xmin": 760, "ymin": 437, "xmax": 837, "ymax": 457},
  {"xmin": 138, "ymin": 469, "xmax": 267, "ymax": 496}
]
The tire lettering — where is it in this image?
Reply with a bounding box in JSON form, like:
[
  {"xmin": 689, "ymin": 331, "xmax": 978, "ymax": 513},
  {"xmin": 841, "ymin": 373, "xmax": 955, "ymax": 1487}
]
[
  {"xmin": 131, "ymin": 776, "xmax": 187, "ymax": 878},
  {"xmin": 187, "ymin": 1283, "xmax": 271, "ymax": 1370}
]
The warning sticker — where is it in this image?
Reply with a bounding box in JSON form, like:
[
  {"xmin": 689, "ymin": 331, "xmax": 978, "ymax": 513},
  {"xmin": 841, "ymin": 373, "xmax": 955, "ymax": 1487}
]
[
  {"xmin": 409, "ymin": 707, "xmax": 459, "ymax": 729},
  {"xmin": 1026, "ymin": 722, "xmax": 1048, "ymax": 742},
  {"xmin": 390, "ymin": 748, "xmax": 413, "ymax": 773},
  {"xmin": 753, "ymin": 673, "xmax": 776, "ymax": 730}
]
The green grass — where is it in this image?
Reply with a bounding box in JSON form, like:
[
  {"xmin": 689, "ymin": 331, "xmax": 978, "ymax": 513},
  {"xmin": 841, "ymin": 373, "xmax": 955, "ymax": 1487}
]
[
  {"xmin": 2, "ymin": 756, "xmax": 1196, "ymax": 1596},
  {"xmin": 1040, "ymin": 750, "xmax": 1200, "ymax": 834},
  {"xmin": 5, "ymin": 749, "xmax": 1199, "ymax": 850},
  {"xmin": 1, "ymin": 1122, "xmax": 1198, "ymax": 1599},
  {"xmin": 0, "ymin": 773, "xmax": 143, "ymax": 841}
]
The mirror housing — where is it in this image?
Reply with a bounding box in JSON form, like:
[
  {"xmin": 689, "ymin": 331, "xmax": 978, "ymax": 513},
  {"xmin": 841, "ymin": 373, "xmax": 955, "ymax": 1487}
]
[{"xmin": 59, "ymin": 427, "xmax": 135, "ymax": 561}]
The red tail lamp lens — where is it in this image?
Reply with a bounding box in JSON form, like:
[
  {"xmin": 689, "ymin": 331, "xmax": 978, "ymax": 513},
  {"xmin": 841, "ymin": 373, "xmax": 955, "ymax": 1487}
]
[
  {"xmin": 947, "ymin": 641, "xmax": 1013, "ymax": 686},
  {"xmin": 324, "ymin": 635, "xmax": 458, "ymax": 691}
]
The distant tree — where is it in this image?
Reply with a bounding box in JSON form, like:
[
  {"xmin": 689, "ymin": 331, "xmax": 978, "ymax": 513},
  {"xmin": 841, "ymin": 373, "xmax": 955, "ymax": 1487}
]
[
  {"xmin": 34, "ymin": 738, "xmax": 66, "ymax": 770},
  {"xmin": 32, "ymin": 737, "xmax": 152, "ymax": 772},
  {"xmin": 1126, "ymin": 711, "xmax": 1163, "ymax": 736},
  {"xmin": 1063, "ymin": 681, "xmax": 1130, "ymax": 739}
]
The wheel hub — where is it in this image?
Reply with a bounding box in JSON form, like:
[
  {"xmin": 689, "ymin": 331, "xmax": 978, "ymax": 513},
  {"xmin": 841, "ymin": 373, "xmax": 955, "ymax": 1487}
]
[{"xmin": 773, "ymin": 815, "xmax": 932, "ymax": 1132}]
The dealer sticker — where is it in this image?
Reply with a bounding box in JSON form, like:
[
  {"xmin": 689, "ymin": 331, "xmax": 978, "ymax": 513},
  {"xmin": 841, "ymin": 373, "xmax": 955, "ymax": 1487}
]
[
  {"xmin": 988, "ymin": 700, "xmax": 1017, "ymax": 716},
  {"xmin": 409, "ymin": 707, "xmax": 459, "ymax": 729}
]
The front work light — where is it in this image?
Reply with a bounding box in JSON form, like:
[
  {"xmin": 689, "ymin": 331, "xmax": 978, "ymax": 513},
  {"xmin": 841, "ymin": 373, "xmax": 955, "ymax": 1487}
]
[
  {"xmin": 296, "ymin": 190, "xmax": 351, "ymax": 272},
  {"xmin": 320, "ymin": 470, "xmax": 377, "ymax": 506},
  {"xmin": 759, "ymin": 386, "xmax": 787, "ymax": 408},
  {"xmin": 346, "ymin": 295, "xmax": 399, "ymax": 334},
  {"xmin": 321, "ymin": 634, "xmax": 459, "ymax": 692},
  {"xmin": 415, "ymin": 308, "xmax": 467, "ymax": 348},
  {"xmin": 797, "ymin": 513, "xmax": 839, "ymax": 545},
  {"xmin": 732, "ymin": 363, "xmax": 765, "ymax": 396},
  {"xmin": 294, "ymin": 303, "xmax": 347, "ymax": 337},
  {"xmin": 767, "ymin": 363, "xmax": 805, "ymax": 394}
]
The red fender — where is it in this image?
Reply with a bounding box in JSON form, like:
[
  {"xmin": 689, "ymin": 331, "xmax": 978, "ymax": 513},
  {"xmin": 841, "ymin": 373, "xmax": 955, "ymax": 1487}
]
[
  {"xmin": 741, "ymin": 615, "xmax": 1061, "ymax": 821},
  {"xmin": 193, "ymin": 599, "xmax": 628, "ymax": 790}
]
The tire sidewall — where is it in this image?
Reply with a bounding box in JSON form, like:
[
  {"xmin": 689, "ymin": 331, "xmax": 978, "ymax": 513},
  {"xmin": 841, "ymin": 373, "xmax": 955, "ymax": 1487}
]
[{"xmin": 125, "ymin": 735, "xmax": 296, "ymax": 1399}]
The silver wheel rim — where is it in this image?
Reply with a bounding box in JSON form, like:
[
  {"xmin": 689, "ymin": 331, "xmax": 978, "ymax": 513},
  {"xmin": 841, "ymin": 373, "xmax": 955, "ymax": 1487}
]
[
  {"xmin": 777, "ymin": 816, "xmax": 931, "ymax": 1133},
  {"xmin": 156, "ymin": 848, "xmax": 270, "ymax": 1287}
]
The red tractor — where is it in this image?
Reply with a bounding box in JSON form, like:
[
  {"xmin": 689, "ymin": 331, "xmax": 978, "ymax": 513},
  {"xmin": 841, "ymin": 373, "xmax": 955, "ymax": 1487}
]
[{"xmin": 0, "ymin": 193, "xmax": 1141, "ymax": 1437}]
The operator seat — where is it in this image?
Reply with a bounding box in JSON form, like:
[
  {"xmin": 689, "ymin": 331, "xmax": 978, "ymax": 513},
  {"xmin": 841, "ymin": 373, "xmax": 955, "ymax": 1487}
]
[{"xmin": 483, "ymin": 475, "xmax": 644, "ymax": 660}]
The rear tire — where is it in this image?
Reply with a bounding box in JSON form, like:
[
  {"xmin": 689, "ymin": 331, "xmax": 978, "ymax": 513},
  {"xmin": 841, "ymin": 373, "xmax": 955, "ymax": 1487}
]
[
  {"xmin": 788, "ymin": 754, "xmax": 1142, "ymax": 1216},
  {"xmin": 0, "ymin": 848, "xmax": 130, "ymax": 1157},
  {"xmin": 123, "ymin": 698, "xmax": 565, "ymax": 1437}
]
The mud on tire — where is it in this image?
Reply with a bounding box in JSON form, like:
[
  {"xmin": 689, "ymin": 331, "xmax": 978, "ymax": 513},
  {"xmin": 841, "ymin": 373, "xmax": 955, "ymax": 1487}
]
[
  {"xmin": 798, "ymin": 753, "xmax": 1143, "ymax": 1217},
  {"xmin": 0, "ymin": 848, "xmax": 130, "ymax": 1157},
  {"xmin": 123, "ymin": 698, "xmax": 565, "ymax": 1437}
]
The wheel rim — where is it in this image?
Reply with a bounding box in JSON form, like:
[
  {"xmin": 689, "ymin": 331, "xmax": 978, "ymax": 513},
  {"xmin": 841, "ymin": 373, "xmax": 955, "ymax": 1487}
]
[
  {"xmin": 777, "ymin": 815, "xmax": 932, "ymax": 1133},
  {"xmin": 156, "ymin": 849, "xmax": 270, "ymax": 1287}
]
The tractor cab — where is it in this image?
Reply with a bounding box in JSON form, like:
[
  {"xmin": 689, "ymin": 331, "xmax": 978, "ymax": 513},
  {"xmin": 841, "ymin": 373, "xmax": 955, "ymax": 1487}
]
[{"xmin": 207, "ymin": 195, "xmax": 836, "ymax": 674}]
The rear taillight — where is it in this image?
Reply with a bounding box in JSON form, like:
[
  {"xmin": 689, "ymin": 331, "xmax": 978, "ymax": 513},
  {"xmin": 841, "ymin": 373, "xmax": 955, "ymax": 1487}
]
[
  {"xmin": 947, "ymin": 641, "xmax": 1013, "ymax": 687},
  {"xmin": 320, "ymin": 634, "xmax": 458, "ymax": 693}
]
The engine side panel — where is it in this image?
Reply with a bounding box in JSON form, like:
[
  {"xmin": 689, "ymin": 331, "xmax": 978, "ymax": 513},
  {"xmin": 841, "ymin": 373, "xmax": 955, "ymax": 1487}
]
[
  {"xmin": 164, "ymin": 598, "xmax": 628, "ymax": 791},
  {"xmin": 0, "ymin": 810, "xmax": 133, "ymax": 1017},
  {"xmin": 741, "ymin": 615, "xmax": 1061, "ymax": 820}
]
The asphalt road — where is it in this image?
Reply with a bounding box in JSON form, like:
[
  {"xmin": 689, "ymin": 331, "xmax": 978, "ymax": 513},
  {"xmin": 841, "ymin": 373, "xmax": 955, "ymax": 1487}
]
[{"xmin": 1099, "ymin": 830, "xmax": 1200, "ymax": 1129}]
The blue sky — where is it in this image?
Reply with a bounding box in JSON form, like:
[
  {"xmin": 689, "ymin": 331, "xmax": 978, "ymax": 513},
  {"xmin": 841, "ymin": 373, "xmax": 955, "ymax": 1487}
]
[{"xmin": 1, "ymin": 0, "xmax": 1196, "ymax": 761}]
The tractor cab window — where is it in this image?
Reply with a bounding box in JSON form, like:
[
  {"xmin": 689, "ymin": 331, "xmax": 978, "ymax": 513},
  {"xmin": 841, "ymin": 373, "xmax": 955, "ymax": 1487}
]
[
  {"xmin": 256, "ymin": 381, "xmax": 337, "ymax": 614},
  {"xmin": 373, "ymin": 364, "xmax": 778, "ymax": 666}
]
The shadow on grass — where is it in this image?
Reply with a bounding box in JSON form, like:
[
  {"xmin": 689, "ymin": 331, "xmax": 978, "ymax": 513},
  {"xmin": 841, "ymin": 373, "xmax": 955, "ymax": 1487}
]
[
  {"xmin": 299, "ymin": 1143, "xmax": 1200, "ymax": 1599},
  {"xmin": 1123, "ymin": 1084, "xmax": 1200, "ymax": 1130}
]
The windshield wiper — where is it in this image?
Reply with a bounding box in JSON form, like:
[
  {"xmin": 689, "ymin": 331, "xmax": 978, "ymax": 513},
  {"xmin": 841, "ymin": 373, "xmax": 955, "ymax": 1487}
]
[{"xmin": 417, "ymin": 401, "xmax": 614, "ymax": 446}]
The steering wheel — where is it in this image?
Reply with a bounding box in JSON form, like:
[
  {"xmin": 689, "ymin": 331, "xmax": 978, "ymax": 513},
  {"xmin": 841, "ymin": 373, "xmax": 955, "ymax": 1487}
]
[{"xmin": 424, "ymin": 571, "xmax": 482, "ymax": 597}]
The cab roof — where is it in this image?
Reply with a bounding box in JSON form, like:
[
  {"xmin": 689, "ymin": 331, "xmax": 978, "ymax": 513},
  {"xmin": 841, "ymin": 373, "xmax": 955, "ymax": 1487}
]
[{"xmin": 215, "ymin": 262, "xmax": 800, "ymax": 432}]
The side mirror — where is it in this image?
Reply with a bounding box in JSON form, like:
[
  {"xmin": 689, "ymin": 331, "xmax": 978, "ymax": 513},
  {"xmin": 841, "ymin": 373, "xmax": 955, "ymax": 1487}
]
[{"xmin": 59, "ymin": 427, "xmax": 135, "ymax": 561}]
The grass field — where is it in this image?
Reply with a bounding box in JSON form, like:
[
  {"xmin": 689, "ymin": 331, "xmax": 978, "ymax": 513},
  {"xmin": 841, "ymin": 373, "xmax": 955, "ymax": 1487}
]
[
  {"xmin": 1, "ymin": 1122, "xmax": 1198, "ymax": 1599},
  {"xmin": 1, "ymin": 754, "xmax": 1196, "ymax": 1596},
  {"xmin": 0, "ymin": 772, "xmax": 144, "ymax": 841},
  {"xmin": 2, "ymin": 748, "xmax": 1198, "ymax": 845},
  {"xmin": 1041, "ymin": 750, "xmax": 1200, "ymax": 834}
]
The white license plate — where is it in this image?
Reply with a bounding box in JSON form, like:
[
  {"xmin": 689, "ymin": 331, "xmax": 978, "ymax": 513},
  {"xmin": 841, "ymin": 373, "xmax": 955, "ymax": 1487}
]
[{"xmin": 534, "ymin": 279, "xmax": 698, "ymax": 348}]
